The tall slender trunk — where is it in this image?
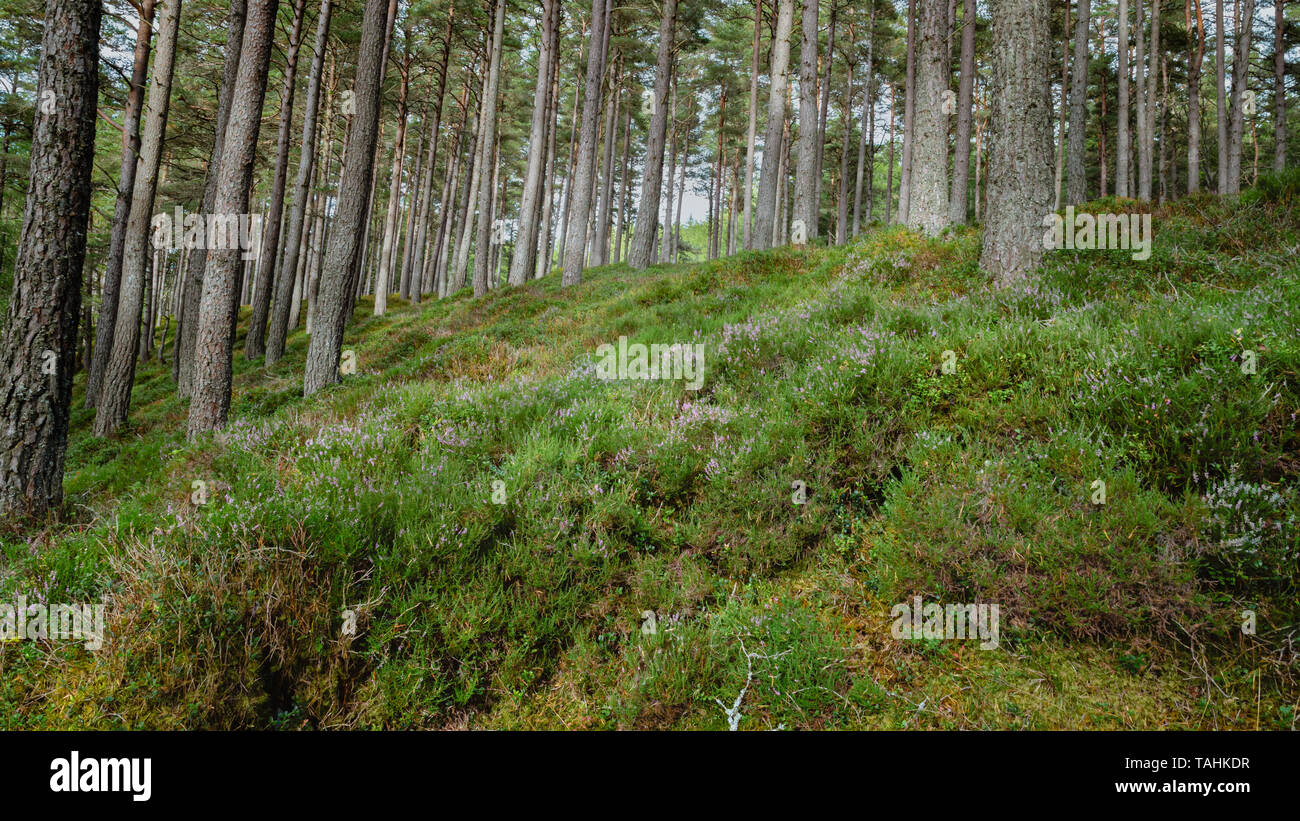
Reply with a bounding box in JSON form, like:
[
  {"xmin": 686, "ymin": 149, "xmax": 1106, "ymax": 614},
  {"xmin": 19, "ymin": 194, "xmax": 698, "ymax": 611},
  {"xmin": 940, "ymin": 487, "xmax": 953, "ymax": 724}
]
[
  {"xmin": 1274, "ymin": 0, "xmax": 1286, "ymax": 171},
  {"xmin": 614, "ymin": 107, "xmax": 632, "ymax": 263},
  {"xmin": 412, "ymin": 10, "xmax": 455, "ymax": 300},
  {"xmin": 94, "ymin": 0, "xmax": 182, "ymax": 435},
  {"xmin": 375, "ymin": 54, "xmax": 410, "ymax": 314},
  {"xmin": 743, "ymin": 0, "xmax": 762, "ymax": 249},
  {"xmin": 245, "ymin": 0, "xmax": 306, "ymax": 360},
  {"xmin": 1135, "ymin": 0, "xmax": 1150, "ymax": 198},
  {"xmin": 509, "ymin": 0, "xmax": 559, "ymax": 285},
  {"xmin": 948, "ymin": 0, "xmax": 975, "ymax": 224},
  {"xmin": 1188, "ymin": 0, "xmax": 1206, "ymax": 192},
  {"xmin": 187, "ymin": 0, "xmax": 280, "ymax": 438},
  {"xmin": 1225, "ymin": 0, "xmax": 1256, "ymax": 194},
  {"xmin": 537, "ymin": 50, "xmax": 562, "ymax": 278},
  {"xmin": 267, "ymin": 0, "xmax": 331, "ymax": 363},
  {"xmin": 1067, "ymin": 0, "xmax": 1091, "ymax": 205},
  {"xmin": 303, "ymin": 0, "xmax": 394, "ymax": 396},
  {"xmin": 1054, "ymin": 3, "xmax": 1069, "ymax": 211},
  {"xmin": 473, "ymin": 0, "xmax": 508, "ymax": 297},
  {"xmin": 1141, "ymin": 0, "xmax": 1160, "ymax": 199},
  {"xmin": 176, "ymin": 0, "xmax": 246, "ymax": 393},
  {"xmin": 793, "ymin": 0, "xmax": 819, "ymax": 239},
  {"xmin": 628, "ymin": 0, "xmax": 678, "ymax": 268},
  {"xmin": 1117, "ymin": 0, "xmax": 1130, "ymax": 195},
  {"xmin": 899, "ymin": 0, "xmax": 917, "ymax": 223},
  {"xmin": 886, "ymin": 81, "xmax": 895, "ymax": 223},
  {"xmin": 754, "ymin": 0, "xmax": 796, "ymax": 249},
  {"xmin": 86, "ymin": 0, "xmax": 156, "ymax": 407}
]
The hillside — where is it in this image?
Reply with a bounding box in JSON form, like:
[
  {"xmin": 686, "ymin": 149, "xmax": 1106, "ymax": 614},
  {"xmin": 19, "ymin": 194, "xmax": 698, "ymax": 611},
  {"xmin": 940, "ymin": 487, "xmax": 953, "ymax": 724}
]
[{"xmin": 2, "ymin": 187, "xmax": 1298, "ymax": 730}]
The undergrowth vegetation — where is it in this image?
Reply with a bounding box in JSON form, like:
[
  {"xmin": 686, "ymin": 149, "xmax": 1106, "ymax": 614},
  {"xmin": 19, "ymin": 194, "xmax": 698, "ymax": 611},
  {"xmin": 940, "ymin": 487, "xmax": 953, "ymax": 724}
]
[{"xmin": 2, "ymin": 180, "xmax": 1297, "ymax": 730}]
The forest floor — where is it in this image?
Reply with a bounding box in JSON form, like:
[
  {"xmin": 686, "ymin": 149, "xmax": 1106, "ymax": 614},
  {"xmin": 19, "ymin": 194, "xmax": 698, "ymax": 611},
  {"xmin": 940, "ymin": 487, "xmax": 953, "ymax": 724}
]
[{"xmin": 2, "ymin": 178, "xmax": 1298, "ymax": 729}]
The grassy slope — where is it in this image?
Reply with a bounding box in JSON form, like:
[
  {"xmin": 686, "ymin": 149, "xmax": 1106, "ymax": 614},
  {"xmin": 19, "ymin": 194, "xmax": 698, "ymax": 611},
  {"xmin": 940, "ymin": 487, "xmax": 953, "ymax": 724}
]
[{"xmin": 2, "ymin": 183, "xmax": 1298, "ymax": 730}]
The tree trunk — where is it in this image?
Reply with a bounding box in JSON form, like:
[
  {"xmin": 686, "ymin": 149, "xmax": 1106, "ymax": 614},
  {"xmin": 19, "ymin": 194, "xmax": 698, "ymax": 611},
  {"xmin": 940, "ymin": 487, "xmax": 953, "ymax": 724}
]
[
  {"xmin": 814, "ymin": 4, "xmax": 837, "ymax": 230},
  {"xmin": 1141, "ymin": 0, "xmax": 1160, "ymax": 199},
  {"xmin": 628, "ymin": 0, "xmax": 677, "ymax": 268},
  {"xmin": 743, "ymin": 0, "xmax": 762, "ymax": 249},
  {"xmin": 95, "ymin": 0, "xmax": 182, "ymax": 436},
  {"xmin": 949, "ymin": 0, "xmax": 975, "ymax": 224},
  {"xmin": 266, "ymin": 0, "xmax": 331, "ymax": 364},
  {"xmin": 176, "ymin": 0, "xmax": 246, "ymax": 395},
  {"xmin": 836, "ymin": 65, "xmax": 851, "ymax": 243},
  {"xmin": 594, "ymin": 58, "xmax": 621, "ymax": 267},
  {"xmin": 980, "ymin": 0, "xmax": 1053, "ymax": 285},
  {"xmin": 1225, "ymin": 0, "xmax": 1255, "ymax": 194},
  {"xmin": 1274, "ymin": 0, "xmax": 1286, "ymax": 172},
  {"xmin": 754, "ymin": 0, "xmax": 796, "ymax": 249},
  {"xmin": 245, "ymin": 0, "xmax": 306, "ymax": 358},
  {"xmin": 908, "ymin": 0, "xmax": 950, "ymax": 236},
  {"xmin": 303, "ymin": 0, "xmax": 393, "ymax": 396},
  {"xmin": 86, "ymin": 0, "xmax": 156, "ymax": 407},
  {"xmin": 0, "ymin": 0, "xmax": 101, "ymax": 517},
  {"xmin": 886, "ymin": 81, "xmax": 895, "ymax": 222},
  {"xmin": 1135, "ymin": 0, "xmax": 1150, "ymax": 198},
  {"xmin": 1117, "ymin": 0, "xmax": 1130, "ymax": 195},
  {"xmin": 509, "ymin": 0, "xmax": 558, "ymax": 285},
  {"xmin": 899, "ymin": 0, "xmax": 917, "ymax": 223},
  {"xmin": 1067, "ymin": 0, "xmax": 1091, "ymax": 205},
  {"xmin": 537, "ymin": 49, "xmax": 562, "ymax": 277},
  {"xmin": 793, "ymin": 0, "xmax": 819, "ymax": 240},
  {"xmin": 1188, "ymin": 0, "xmax": 1206, "ymax": 192},
  {"xmin": 614, "ymin": 107, "xmax": 632, "ymax": 263},
  {"xmin": 471, "ymin": 0, "xmax": 508, "ymax": 297},
  {"xmin": 375, "ymin": 52, "xmax": 410, "ymax": 314},
  {"xmin": 661, "ymin": 80, "xmax": 677, "ymax": 262},
  {"xmin": 187, "ymin": 0, "xmax": 279, "ymax": 438}
]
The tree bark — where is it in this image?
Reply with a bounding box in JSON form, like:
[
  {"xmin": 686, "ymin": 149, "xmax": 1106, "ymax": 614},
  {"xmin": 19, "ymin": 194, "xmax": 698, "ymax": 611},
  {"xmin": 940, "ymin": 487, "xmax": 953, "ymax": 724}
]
[
  {"xmin": 471, "ymin": 0, "xmax": 508, "ymax": 297},
  {"xmin": 95, "ymin": 0, "xmax": 182, "ymax": 436},
  {"xmin": 742, "ymin": 0, "xmax": 762, "ymax": 249},
  {"xmin": 375, "ymin": 50, "xmax": 410, "ymax": 314},
  {"xmin": 908, "ymin": 0, "xmax": 950, "ymax": 236},
  {"xmin": 508, "ymin": 0, "xmax": 557, "ymax": 285},
  {"xmin": 627, "ymin": 0, "xmax": 677, "ymax": 268},
  {"xmin": 899, "ymin": 0, "xmax": 917, "ymax": 223},
  {"xmin": 0, "ymin": 0, "xmax": 101, "ymax": 517},
  {"xmin": 980, "ymin": 0, "xmax": 1053, "ymax": 286},
  {"xmin": 949, "ymin": 0, "xmax": 975, "ymax": 224},
  {"xmin": 1188, "ymin": 0, "xmax": 1206, "ymax": 192},
  {"xmin": 1067, "ymin": 0, "xmax": 1091, "ymax": 204},
  {"xmin": 1117, "ymin": 0, "xmax": 1130, "ymax": 195},
  {"xmin": 246, "ymin": 0, "xmax": 307, "ymax": 358},
  {"xmin": 268, "ymin": 0, "xmax": 332, "ymax": 363},
  {"xmin": 304, "ymin": 0, "xmax": 393, "ymax": 395},
  {"xmin": 176, "ymin": 0, "xmax": 246, "ymax": 394},
  {"xmin": 793, "ymin": 0, "xmax": 819, "ymax": 239},
  {"xmin": 1141, "ymin": 0, "xmax": 1161, "ymax": 200},
  {"xmin": 1225, "ymin": 0, "xmax": 1256, "ymax": 194},
  {"xmin": 86, "ymin": 0, "xmax": 156, "ymax": 407},
  {"xmin": 187, "ymin": 0, "xmax": 279, "ymax": 438},
  {"xmin": 754, "ymin": 0, "xmax": 795, "ymax": 249},
  {"xmin": 1274, "ymin": 0, "xmax": 1285, "ymax": 172}
]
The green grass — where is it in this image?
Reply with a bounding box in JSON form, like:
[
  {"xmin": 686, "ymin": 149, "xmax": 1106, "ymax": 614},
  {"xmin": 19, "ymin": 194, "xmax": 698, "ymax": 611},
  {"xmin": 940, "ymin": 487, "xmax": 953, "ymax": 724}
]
[{"xmin": 2, "ymin": 180, "xmax": 1298, "ymax": 730}]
